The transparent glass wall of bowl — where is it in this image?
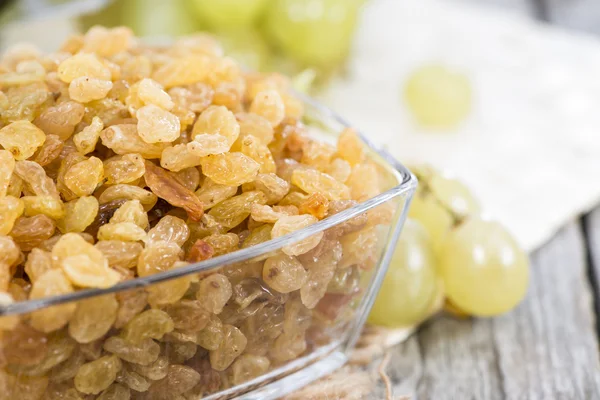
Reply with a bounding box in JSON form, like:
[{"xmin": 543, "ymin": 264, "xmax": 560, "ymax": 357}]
[{"xmin": 0, "ymin": 99, "xmax": 416, "ymax": 400}]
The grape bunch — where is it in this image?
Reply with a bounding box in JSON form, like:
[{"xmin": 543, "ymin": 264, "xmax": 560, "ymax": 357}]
[
  {"xmin": 369, "ymin": 166, "xmax": 529, "ymax": 327},
  {"xmin": 82, "ymin": 0, "xmax": 364, "ymax": 75}
]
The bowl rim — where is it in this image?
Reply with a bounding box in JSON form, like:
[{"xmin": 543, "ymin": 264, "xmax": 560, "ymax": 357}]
[{"xmin": 0, "ymin": 94, "xmax": 416, "ymax": 316}]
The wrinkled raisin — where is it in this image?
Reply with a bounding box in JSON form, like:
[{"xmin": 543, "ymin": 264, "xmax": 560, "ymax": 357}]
[
  {"xmin": 200, "ymin": 152, "xmax": 260, "ymax": 187},
  {"xmin": 250, "ymin": 90, "xmax": 284, "ymax": 128},
  {"xmin": 144, "ymin": 161, "xmax": 204, "ymax": 221},
  {"xmin": 209, "ymin": 324, "xmax": 247, "ymax": 371},
  {"xmin": 196, "ymin": 274, "xmax": 232, "ymax": 314},
  {"xmin": 9, "ymin": 214, "xmax": 56, "ymax": 251},
  {"xmin": 74, "ymin": 355, "xmax": 122, "ymax": 395},
  {"xmin": 68, "ymin": 294, "xmax": 118, "ymax": 343},
  {"xmin": 271, "ymin": 214, "xmax": 323, "ymax": 256},
  {"xmin": 262, "ymin": 253, "xmax": 307, "ymax": 294},
  {"xmin": 103, "ymin": 336, "xmax": 160, "ymax": 366}
]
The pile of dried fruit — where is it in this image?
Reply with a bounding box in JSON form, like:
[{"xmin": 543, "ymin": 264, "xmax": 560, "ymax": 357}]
[{"xmin": 0, "ymin": 26, "xmax": 391, "ymax": 399}]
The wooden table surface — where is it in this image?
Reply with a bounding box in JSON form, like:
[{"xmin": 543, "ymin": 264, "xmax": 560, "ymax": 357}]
[{"xmin": 382, "ymin": 1, "xmax": 600, "ymax": 399}]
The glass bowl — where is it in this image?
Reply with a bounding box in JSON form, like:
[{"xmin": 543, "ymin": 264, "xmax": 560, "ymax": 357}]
[{"xmin": 0, "ymin": 95, "xmax": 416, "ymax": 400}]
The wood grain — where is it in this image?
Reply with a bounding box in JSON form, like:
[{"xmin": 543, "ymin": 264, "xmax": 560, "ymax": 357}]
[
  {"xmin": 379, "ymin": 222, "xmax": 600, "ymax": 399},
  {"xmin": 371, "ymin": 336, "xmax": 423, "ymax": 399},
  {"xmin": 492, "ymin": 222, "xmax": 600, "ymax": 399}
]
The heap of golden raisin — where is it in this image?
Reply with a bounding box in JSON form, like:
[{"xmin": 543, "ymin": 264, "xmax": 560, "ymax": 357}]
[{"xmin": 0, "ymin": 26, "xmax": 388, "ymax": 399}]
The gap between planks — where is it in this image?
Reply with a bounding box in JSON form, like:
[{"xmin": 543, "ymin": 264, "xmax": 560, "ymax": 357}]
[
  {"xmin": 582, "ymin": 212, "xmax": 600, "ymax": 340},
  {"xmin": 584, "ymin": 209, "xmax": 600, "ymax": 339}
]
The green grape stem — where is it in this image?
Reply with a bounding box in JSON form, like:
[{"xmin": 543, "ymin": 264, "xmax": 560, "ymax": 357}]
[{"xmin": 414, "ymin": 172, "xmax": 465, "ymax": 229}]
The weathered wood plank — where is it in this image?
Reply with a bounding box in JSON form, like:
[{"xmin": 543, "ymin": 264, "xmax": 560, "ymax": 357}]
[
  {"xmin": 585, "ymin": 207, "xmax": 600, "ymax": 333},
  {"xmin": 372, "ymin": 335, "xmax": 423, "ymax": 399},
  {"xmin": 385, "ymin": 222, "xmax": 600, "ymax": 399},
  {"xmin": 415, "ymin": 318, "xmax": 503, "ymax": 399},
  {"xmin": 492, "ymin": 222, "xmax": 600, "ymax": 399},
  {"xmin": 540, "ymin": 0, "xmax": 600, "ymax": 34}
]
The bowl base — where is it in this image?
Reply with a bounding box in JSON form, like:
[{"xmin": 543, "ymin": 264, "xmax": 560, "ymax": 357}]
[{"xmin": 202, "ymin": 343, "xmax": 348, "ymax": 400}]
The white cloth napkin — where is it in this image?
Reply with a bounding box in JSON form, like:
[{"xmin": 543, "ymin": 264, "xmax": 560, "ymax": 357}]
[{"xmin": 321, "ymin": 0, "xmax": 600, "ymax": 252}]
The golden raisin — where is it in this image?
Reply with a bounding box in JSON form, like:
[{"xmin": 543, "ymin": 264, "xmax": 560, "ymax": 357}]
[
  {"xmin": 63, "ymin": 156, "xmax": 104, "ymax": 197},
  {"xmin": 29, "ymin": 269, "xmax": 77, "ymax": 332},
  {"xmin": 137, "ymin": 78, "xmax": 174, "ymax": 110},
  {"xmin": 250, "ymin": 90, "xmax": 285, "ymax": 128},
  {"xmin": 192, "ymin": 105, "xmax": 239, "ymax": 146},
  {"xmin": 298, "ymin": 192, "xmax": 329, "ymax": 219},
  {"xmin": 152, "ymin": 55, "xmax": 212, "ymax": 88},
  {"xmin": 73, "ymin": 116, "xmax": 103, "ymax": 154},
  {"xmin": 136, "ymin": 105, "xmax": 180, "ymax": 144},
  {"xmin": 235, "ymin": 112, "xmax": 274, "ymax": 146},
  {"xmin": 32, "ymin": 134, "xmax": 63, "ymax": 166},
  {"xmin": 291, "ymin": 168, "xmax": 350, "ymax": 201},
  {"xmin": 69, "ymin": 77, "xmax": 113, "ymax": 103},
  {"xmin": 100, "ymin": 124, "xmax": 169, "ymax": 159},
  {"xmin": 57, "ymin": 53, "xmax": 111, "ymax": 83},
  {"xmin": 35, "ymin": 101, "xmax": 85, "ymax": 140},
  {"xmin": 0, "ymin": 150, "xmax": 15, "ymax": 197},
  {"xmin": 160, "ymin": 144, "xmax": 203, "ymax": 172},
  {"xmin": 103, "ymin": 153, "xmax": 145, "ymax": 184},
  {"xmin": 0, "ymin": 196, "xmax": 24, "ymax": 235},
  {"xmin": 200, "ymin": 153, "xmax": 260, "ymax": 187},
  {"xmin": 9, "ymin": 214, "xmax": 56, "ymax": 251},
  {"xmin": 337, "ymin": 128, "xmax": 365, "ymax": 166},
  {"xmin": 0, "ymin": 120, "xmax": 46, "ymax": 160}
]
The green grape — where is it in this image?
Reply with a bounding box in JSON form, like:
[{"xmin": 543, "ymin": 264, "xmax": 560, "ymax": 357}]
[
  {"xmin": 439, "ymin": 217, "xmax": 529, "ymax": 316},
  {"xmin": 409, "ymin": 165, "xmax": 480, "ymax": 250},
  {"xmin": 79, "ymin": 0, "xmax": 125, "ymax": 31},
  {"xmin": 121, "ymin": 0, "xmax": 199, "ymax": 37},
  {"xmin": 264, "ymin": 0, "xmax": 361, "ymax": 68},
  {"xmin": 429, "ymin": 172, "xmax": 480, "ymax": 217},
  {"xmin": 408, "ymin": 193, "xmax": 452, "ymax": 253},
  {"xmin": 190, "ymin": 0, "xmax": 268, "ymax": 30},
  {"xmin": 368, "ymin": 219, "xmax": 441, "ymax": 328},
  {"xmin": 404, "ymin": 64, "xmax": 472, "ymax": 129},
  {"xmin": 216, "ymin": 29, "xmax": 270, "ymax": 71}
]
